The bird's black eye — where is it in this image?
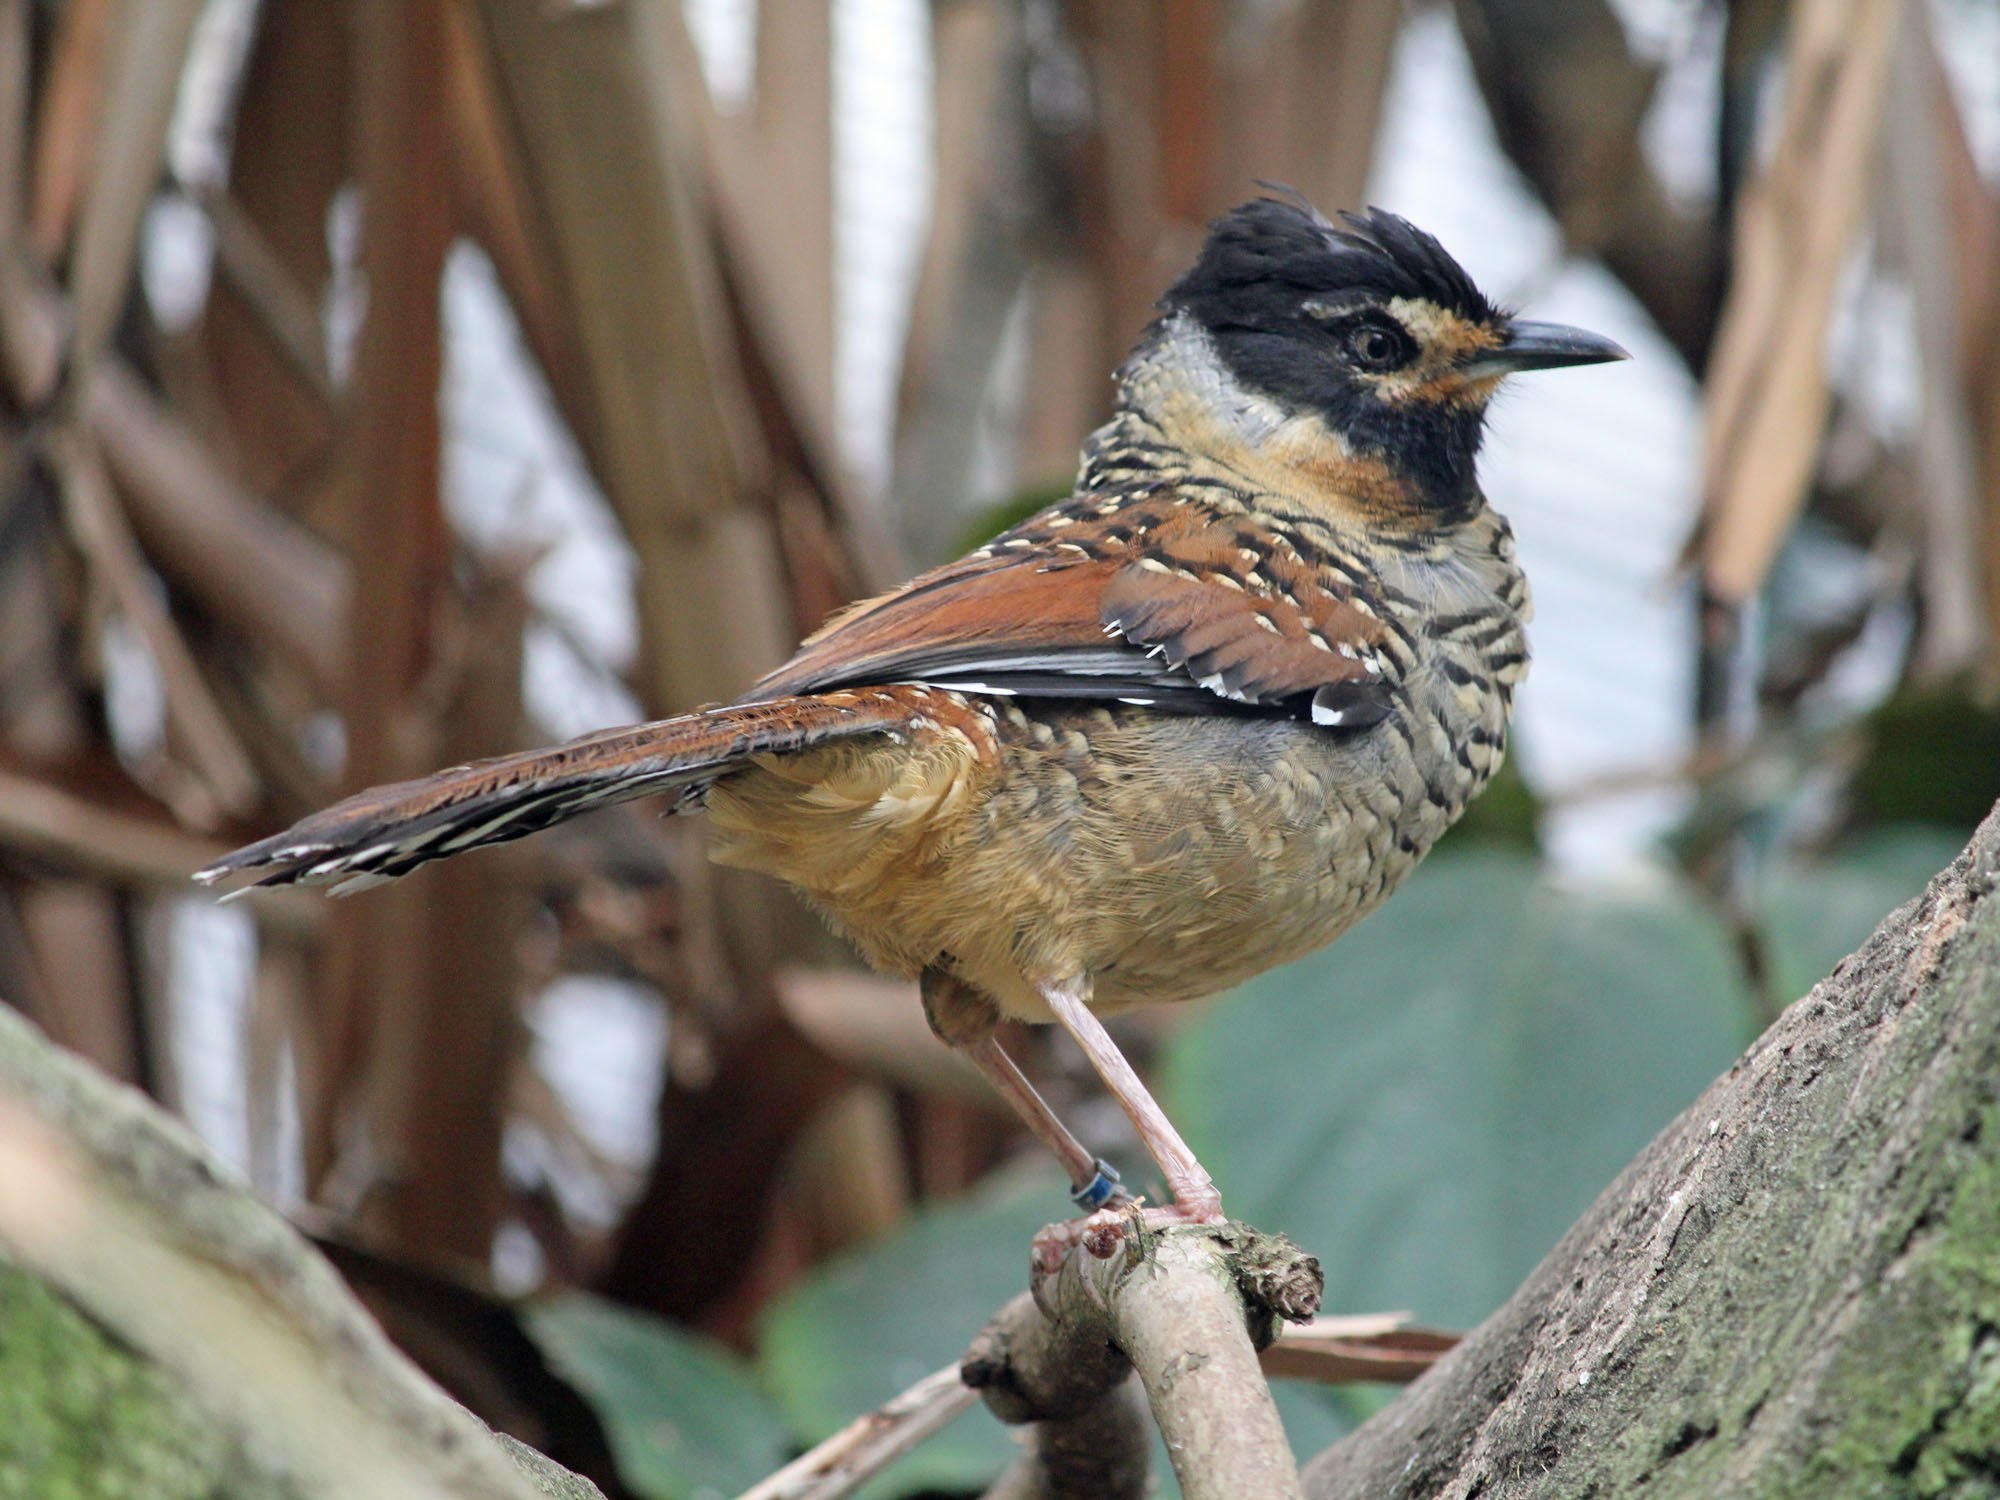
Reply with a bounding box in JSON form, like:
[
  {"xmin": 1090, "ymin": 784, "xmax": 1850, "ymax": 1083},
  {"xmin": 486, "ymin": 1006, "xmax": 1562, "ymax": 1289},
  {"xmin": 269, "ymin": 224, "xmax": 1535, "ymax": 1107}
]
[{"xmin": 1344, "ymin": 319, "xmax": 1413, "ymax": 372}]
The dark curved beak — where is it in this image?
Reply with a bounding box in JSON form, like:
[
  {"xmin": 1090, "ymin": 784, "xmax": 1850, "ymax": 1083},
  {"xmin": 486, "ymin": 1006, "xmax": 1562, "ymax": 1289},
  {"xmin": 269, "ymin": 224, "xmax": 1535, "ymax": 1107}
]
[{"xmin": 1466, "ymin": 320, "xmax": 1630, "ymax": 378}]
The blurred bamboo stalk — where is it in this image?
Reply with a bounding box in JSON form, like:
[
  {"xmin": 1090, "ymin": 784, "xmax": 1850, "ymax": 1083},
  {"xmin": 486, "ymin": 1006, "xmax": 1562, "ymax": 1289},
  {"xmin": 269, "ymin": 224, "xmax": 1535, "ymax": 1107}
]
[
  {"xmin": 84, "ymin": 361, "xmax": 349, "ymax": 697},
  {"xmin": 49, "ymin": 422, "xmax": 259, "ymax": 824},
  {"xmin": 0, "ymin": 761, "xmax": 234, "ymax": 888},
  {"xmin": 306, "ymin": 0, "xmax": 460, "ymax": 1213},
  {"xmin": 29, "ymin": 0, "xmax": 110, "ymax": 264},
  {"xmin": 65, "ymin": 0, "xmax": 201, "ymax": 362},
  {"xmin": 1883, "ymin": 4, "xmax": 1987, "ymax": 675},
  {"xmin": 1696, "ymin": 0, "xmax": 1898, "ymax": 610},
  {"xmin": 470, "ymin": 0, "xmax": 786, "ymax": 714}
]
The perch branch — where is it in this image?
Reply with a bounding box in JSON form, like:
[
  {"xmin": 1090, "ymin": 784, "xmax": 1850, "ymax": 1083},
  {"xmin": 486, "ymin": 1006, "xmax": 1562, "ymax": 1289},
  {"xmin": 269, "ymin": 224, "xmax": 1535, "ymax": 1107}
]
[
  {"xmin": 965, "ymin": 1217, "xmax": 1324, "ymax": 1500},
  {"xmin": 977, "ymin": 1374, "xmax": 1151, "ymax": 1500},
  {"xmin": 964, "ymin": 1287, "xmax": 1151, "ymax": 1500}
]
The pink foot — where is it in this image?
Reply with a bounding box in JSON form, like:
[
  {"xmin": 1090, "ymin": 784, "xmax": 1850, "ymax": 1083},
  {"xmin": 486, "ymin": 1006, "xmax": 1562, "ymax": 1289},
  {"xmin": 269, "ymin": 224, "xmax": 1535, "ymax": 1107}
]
[
  {"xmin": 1029, "ymin": 1192, "xmax": 1228, "ymax": 1274},
  {"xmin": 1155, "ymin": 1183, "xmax": 1226, "ymax": 1227}
]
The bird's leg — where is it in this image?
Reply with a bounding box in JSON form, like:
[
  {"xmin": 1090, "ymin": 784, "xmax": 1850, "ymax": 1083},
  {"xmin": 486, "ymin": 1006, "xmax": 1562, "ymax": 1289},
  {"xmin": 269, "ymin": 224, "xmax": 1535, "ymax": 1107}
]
[
  {"xmin": 921, "ymin": 969, "xmax": 1129, "ymax": 1210},
  {"xmin": 1038, "ymin": 978, "xmax": 1225, "ymax": 1225}
]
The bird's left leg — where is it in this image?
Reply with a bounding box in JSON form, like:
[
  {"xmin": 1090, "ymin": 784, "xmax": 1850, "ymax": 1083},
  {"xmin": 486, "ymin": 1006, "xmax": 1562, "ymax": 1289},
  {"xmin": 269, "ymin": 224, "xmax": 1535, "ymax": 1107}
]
[
  {"xmin": 920, "ymin": 968, "xmax": 1129, "ymax": 1211},
  {"xmin": 1039, "ymin": 977, "xmax": 1225, "ymax": 1225}
]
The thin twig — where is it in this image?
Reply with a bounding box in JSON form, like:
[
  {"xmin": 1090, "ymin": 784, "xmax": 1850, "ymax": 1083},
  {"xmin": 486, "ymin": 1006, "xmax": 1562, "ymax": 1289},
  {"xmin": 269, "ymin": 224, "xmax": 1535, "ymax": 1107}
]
[
  {"xmin": 195, "ymin": 183, "xmax": 337, "ymax": 402},
  {"xmin": 1260, "ymin": 1313, "xmax": 1459, "ymax": 1385},
  {"xmin": 732, "ymin": 1363, "xmax": 978, "ymax": 1500},
  {"xmin": 48, "ymin": 424, "xmax": 262, "ymax": 823}
]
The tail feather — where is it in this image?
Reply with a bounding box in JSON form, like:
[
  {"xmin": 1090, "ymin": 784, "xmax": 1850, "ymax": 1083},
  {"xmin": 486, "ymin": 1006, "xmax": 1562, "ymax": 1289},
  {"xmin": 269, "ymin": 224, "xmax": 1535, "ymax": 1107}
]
[{"xmin": 194, "ymin": 691, "xmax": 932, "ymax": 895}]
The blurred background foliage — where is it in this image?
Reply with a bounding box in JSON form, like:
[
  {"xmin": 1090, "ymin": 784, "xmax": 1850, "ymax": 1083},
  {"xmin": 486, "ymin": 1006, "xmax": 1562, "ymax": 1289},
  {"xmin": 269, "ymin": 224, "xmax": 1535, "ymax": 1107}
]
[{"xmin": 0, "ymin": 0, "xmax": 1993, "ymax": 1495}]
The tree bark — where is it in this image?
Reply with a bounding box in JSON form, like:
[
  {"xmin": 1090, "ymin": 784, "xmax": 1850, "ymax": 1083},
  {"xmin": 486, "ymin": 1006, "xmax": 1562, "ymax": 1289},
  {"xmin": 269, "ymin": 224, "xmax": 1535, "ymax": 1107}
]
[{"xmin": 1305, "ymin": 799, "xmax": 2000, "ymax": 1497}]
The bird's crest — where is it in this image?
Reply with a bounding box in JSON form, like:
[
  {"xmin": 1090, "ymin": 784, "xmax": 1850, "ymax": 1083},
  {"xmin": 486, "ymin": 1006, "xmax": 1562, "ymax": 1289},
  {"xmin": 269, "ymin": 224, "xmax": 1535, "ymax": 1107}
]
[{"xmin": 1166, "ymin": 192, "xmax": 1496, "ymax": 326}]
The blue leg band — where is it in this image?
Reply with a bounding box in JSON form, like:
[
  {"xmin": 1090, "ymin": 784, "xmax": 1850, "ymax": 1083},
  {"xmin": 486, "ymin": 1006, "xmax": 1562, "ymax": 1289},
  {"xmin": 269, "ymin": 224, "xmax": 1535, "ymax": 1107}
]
[{"xmin": 1070, "ymin": 1159, "xmax": 1123, "ymax": 1210}]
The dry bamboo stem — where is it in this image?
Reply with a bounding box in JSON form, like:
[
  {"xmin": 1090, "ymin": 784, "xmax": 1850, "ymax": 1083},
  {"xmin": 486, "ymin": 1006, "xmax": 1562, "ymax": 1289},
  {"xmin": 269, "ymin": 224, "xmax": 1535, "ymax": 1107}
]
[
  {"xmin": 1697, "ymin": 0, "xmax": 1899, "ymax": 605},
  {"xmin": 0, "ymin": 762, "xmax": 231, "ymax": 888},
  {"xmin": 84, "ymin": 359, "xmax": 349, "ymax": 699},
  {"xmin": 48, "ymin": 424, "xmax": 262, "ymax": 823}
]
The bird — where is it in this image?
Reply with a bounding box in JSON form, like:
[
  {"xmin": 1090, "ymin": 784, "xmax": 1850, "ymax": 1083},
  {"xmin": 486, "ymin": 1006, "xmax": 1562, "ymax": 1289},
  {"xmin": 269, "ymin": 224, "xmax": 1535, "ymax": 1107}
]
[{"xmin": 197, "ymin": 195, "xmax": 1627, "ymax": 1229}]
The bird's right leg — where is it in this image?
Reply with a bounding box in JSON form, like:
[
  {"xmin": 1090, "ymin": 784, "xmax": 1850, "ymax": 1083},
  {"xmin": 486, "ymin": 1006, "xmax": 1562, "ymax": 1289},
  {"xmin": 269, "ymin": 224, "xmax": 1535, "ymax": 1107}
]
[
  {"xmin": 920, "ymin": 968, "xmax": 1129, "ymax": 1211},
  {"xmin": 1038, "ymin": 977, "xmax": 1224, "ymax": 1225}
]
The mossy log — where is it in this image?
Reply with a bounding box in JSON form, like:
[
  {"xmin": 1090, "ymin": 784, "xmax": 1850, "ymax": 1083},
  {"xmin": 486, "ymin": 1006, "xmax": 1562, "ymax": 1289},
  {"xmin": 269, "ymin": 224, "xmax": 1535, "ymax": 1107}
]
[{"xmin": 0, "ymin": 999, "xmax": 602, "ymax": 1500}]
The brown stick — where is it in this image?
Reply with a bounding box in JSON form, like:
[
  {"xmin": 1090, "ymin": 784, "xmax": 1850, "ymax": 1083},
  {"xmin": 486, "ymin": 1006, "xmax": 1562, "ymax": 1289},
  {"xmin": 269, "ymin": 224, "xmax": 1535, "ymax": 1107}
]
[
  {"xmin": 1259, "ymin": 1314, "xmax": 1459, "ymax": 1385},
  {"xmin": 84, "ymin": 359, "xmax": 350, "ymax": 700},
  {"xmin": 48, "ymin": 423, "xmax": 262, "ymax": 823}
]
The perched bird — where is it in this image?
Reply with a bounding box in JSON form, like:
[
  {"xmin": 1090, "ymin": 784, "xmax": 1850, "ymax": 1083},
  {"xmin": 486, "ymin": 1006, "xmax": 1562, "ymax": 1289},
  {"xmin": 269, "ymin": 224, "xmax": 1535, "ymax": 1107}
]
[{"xmin": 198, "ymin": 196, "xmax": 1626, "ymax": 1227}]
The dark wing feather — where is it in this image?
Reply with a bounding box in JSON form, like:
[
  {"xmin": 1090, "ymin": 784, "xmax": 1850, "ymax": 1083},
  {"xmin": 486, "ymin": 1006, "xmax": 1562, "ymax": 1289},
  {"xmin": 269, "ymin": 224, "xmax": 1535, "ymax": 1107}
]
[{"xmin": 752, "ymin": 497, "xmax": 1395, "ymax": 723}]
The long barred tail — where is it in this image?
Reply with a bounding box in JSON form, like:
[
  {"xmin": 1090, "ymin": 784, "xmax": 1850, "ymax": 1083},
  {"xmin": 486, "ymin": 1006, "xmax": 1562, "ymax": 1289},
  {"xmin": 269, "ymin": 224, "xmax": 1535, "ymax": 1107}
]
[{"xmin": 194, "ymin": 691, "xmax": 929, "ymax": 898}]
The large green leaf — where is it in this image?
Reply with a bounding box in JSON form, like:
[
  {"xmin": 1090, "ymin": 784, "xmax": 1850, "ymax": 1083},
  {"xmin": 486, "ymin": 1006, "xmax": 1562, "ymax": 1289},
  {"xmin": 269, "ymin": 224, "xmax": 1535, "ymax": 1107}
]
[
  {"xmin": 755, "ymin": 1164, "xmax": 1062, "ymax": 1496},
  {"xmin": 525, "ymin": 1291, "xmax": 795, "ymax": 1500},
  {"xmin": 1756, "ymin": 825, "xmax": 1968, "ymax": 1008},
  {"xmin": 1162, "ymin": 849, "xmax": 1752, "ymax": 1330}
]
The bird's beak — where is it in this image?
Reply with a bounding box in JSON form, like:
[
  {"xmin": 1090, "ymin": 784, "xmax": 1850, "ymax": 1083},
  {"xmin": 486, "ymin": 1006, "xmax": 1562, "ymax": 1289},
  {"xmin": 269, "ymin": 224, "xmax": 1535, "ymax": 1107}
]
[{"xmin": 1464, "ymin": 320, "xmax": 1630, "ymax": 378}]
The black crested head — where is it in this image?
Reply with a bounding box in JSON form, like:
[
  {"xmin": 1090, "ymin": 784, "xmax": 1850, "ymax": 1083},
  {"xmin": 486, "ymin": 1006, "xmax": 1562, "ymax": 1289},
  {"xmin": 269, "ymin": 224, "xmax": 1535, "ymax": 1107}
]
[
  {"xmin": 1127, "ymin": 192, "xmax": 1625, "ymax": 524},
  {"xmin": 1164, "ymin": 196, "xmax": 1495, "ymax": 330},
  {"xmin": 1139, "ymin": 194, "xmax": 1509, "ymax": 521}
]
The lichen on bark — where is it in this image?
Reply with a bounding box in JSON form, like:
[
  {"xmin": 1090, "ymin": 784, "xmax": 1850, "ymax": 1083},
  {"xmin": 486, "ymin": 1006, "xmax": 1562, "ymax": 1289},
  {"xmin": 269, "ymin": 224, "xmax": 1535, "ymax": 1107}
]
[{"xmin": 0, "ymin": 1262, "xmax": 298, "ymax": 1500}]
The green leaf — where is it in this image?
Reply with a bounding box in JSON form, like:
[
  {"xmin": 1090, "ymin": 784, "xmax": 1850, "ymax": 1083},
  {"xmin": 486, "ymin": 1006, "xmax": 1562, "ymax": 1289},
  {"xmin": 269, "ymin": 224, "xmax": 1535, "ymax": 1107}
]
[
  {"xmin": 1854, "ymin": 688, "xmax": 2000, "ymax": 830},
  {"xmin": 1757, "ymin": 825, "xmax": 1967, "ymax": 1007},
  {"xmin": 524, "ymin": 1291, "xmax": 795, "ymax": 1500},
  {"xmin": 1162, "ymin": 849, "xmax": 1752, "ymax": 1330},
  {"xmin": 755, "ymin": 1164, "xmax": 1064, "ymax": 1497}
]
